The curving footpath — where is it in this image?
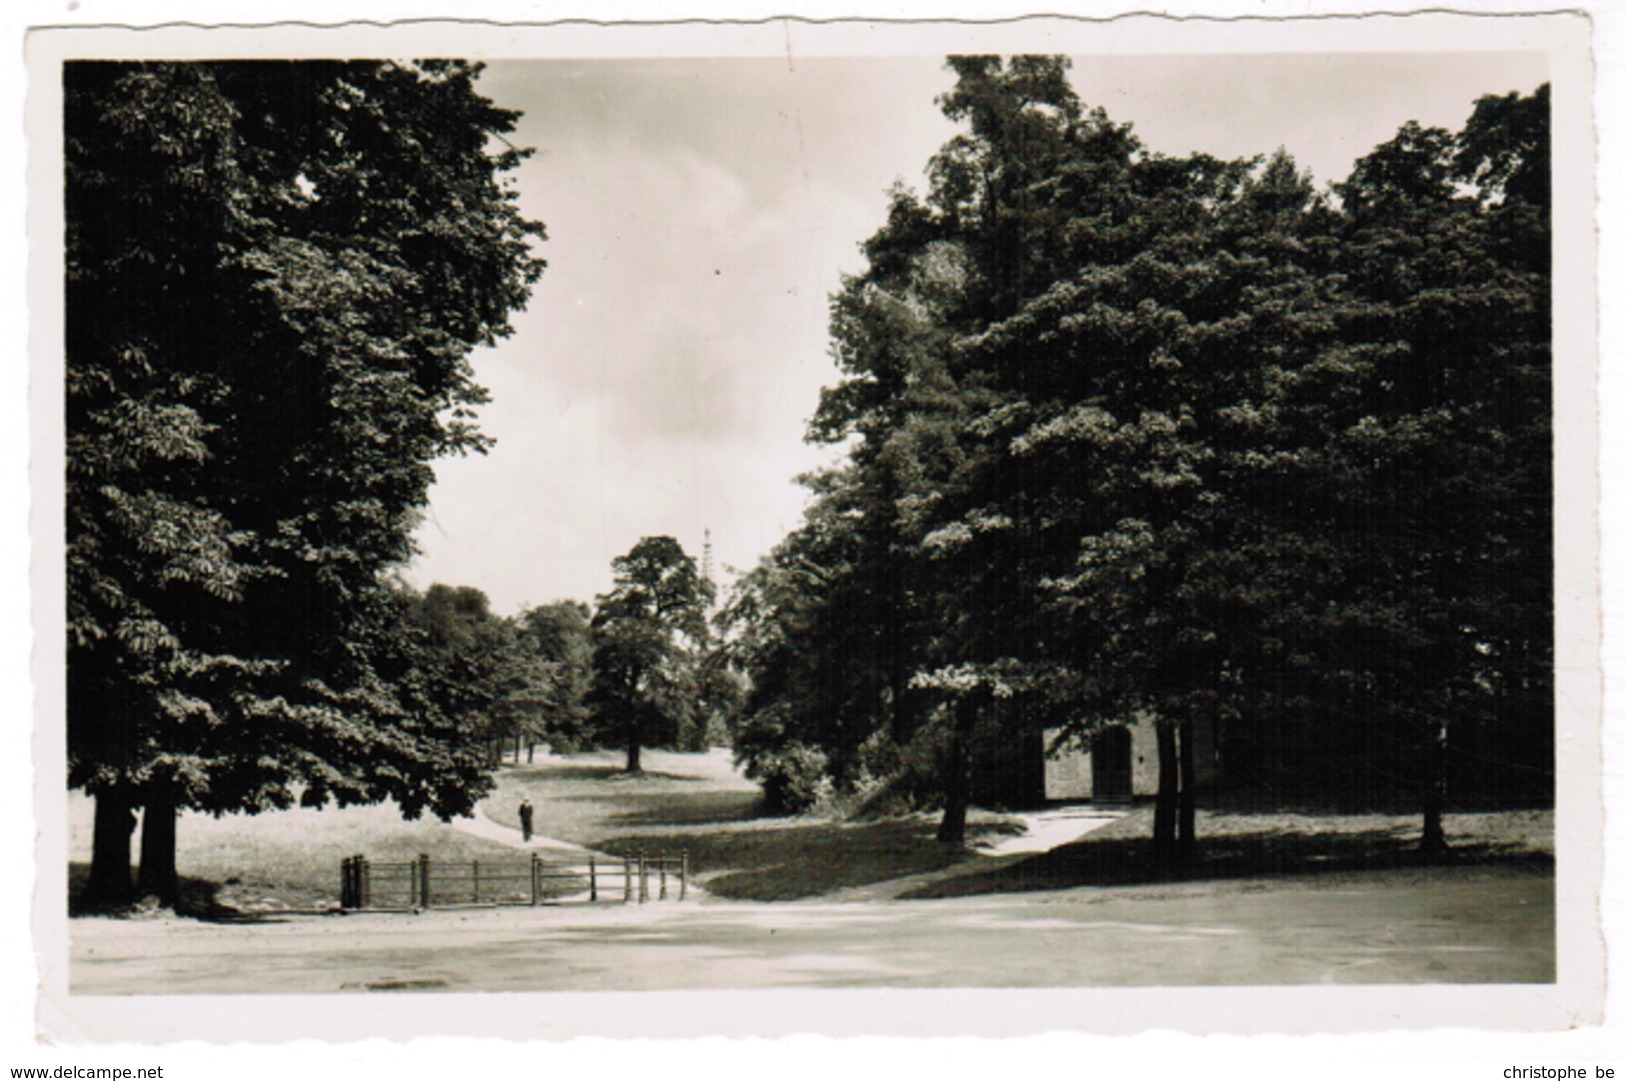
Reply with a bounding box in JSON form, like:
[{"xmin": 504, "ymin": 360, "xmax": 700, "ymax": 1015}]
[
  {"xmin": 447, "ymin": 803, "xmax": 596, "ymax": 856},
  {"xmin": 448, "ymin": 802, "xmax": 709, "ymax": 901}
]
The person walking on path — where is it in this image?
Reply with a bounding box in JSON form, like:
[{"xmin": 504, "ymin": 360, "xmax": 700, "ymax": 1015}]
[{"xmin": 518, "ymin": 798, "xmax": 534, "ymax": 843}]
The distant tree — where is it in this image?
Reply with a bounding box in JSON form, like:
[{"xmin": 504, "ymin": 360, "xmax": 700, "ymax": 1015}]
[
  {"xmin": 355, "ymin": 582, "xmax": 511, "ymax": 814},
  {"xmin": 413, "ymin": 584, "xmax": 533, "ymax": 765},
  {"xmin": 65, "ymin": 60, "xmax": 545, "ymax": 907},
  {"xmin": 515, "ymin": 601, "xmax": 594, "ymax": 756},
  {"xmin": 688, "ymin": 649, "xmax": 748, "ymax": 752},
  {"xmin": 589, "ymin": 537, "xmax": 714, "ymax": 772}
]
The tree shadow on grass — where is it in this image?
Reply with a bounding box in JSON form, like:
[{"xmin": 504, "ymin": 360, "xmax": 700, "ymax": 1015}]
[
  {"xmin": 899, "ymin": 827, "xmax": 1555, "ymax": 900},
  {"xmin": 505, "ymin": 765, "xmax": 703, "ymax": 785},
  {"xmin": 579, "ymin": 789, "xmax": 765, "ymax": 828},
  {"xmin": 595, "ymin": 818, "xmax": 997, "ymax": 901},
  {"xmin": 67, "ymin": 863, "xmax": 309, "ymax": 923}
]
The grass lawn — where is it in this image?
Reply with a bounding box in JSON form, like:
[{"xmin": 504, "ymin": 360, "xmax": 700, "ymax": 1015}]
[
  {"xmin": 481, "ymin": 747, "xmax": 766, "ymax": 844},
  {"xmin": 68, "ymin": 797, "xmax": 557, "ymax": 915},
  {"xmin": 483, "ymin": 748, "xmax": 1020, "ymax": 901},
  {"xmin": 69, "ymin": 748, "xmax": 1554, "ymax": 913},
  {"xmin": 67, "ymin": 749, "xmax": 1018, "ymax": 911}
]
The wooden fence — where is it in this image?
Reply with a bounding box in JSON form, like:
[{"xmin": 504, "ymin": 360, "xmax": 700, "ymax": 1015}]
[{"xmin": 339, "ymin": 851, "xmax": 688, "ymax": 911}]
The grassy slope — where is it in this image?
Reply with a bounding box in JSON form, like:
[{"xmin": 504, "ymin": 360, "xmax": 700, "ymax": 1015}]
[{"xmin": 483, "ymin": 749, "xmax": 1020, "ymax": 901}]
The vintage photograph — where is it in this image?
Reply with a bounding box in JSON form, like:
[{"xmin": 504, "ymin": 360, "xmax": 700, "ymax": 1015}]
[{"xmin": 29, "ymin": 11, "xmax": 1601, "ymax": 1045}]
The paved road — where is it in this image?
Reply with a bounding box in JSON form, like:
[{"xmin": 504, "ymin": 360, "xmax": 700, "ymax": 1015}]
[{"xmin": 69, "ymin": 864, "xmax": 1553, "ymax": 994}]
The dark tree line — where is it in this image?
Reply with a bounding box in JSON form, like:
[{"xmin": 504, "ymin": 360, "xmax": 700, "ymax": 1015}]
[
  {"xmin": 722, "ymin": 57, "xmax": 1551, "ymax": 866},
  {"xmin": 391, "ymin": 585, "xmax": 595, "ymax": 770},
  {"xmin": 412, "ymin": 535, "xmax": 737, "ymax": 779}
]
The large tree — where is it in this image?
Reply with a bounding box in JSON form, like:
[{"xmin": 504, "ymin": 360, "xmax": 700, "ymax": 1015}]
[
  {"xmin": 1310, "ymin": 89, "xmax": 1553, "ymax": 852},
  {"xmin": 589, "ymin": 536, "xmax": 714, "ymax": 773},
  {"xmin": 724, "ymin": 58, "xmax": 1098, "ymax": 838},
  {"xmin": 966, "ymin": 145, "xmax": 1346, "ymax": 867},
  {"xmin": 914, "ymin": 75, "xmax": 1551, "ymax": 859},
  {"xmin": 65, "ymin": 60, "xmax": 545, "ymax": 906}
]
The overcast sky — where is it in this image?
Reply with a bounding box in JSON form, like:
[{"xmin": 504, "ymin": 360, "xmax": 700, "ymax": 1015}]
[{"xmin": 403, "ymin": 51, "xmax": 1550, "ymax": 615}]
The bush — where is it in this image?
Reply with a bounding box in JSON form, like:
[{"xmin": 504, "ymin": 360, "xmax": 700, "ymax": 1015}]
[
  {"xmin": 847, "ymin": 724, "xmax": 950, "ymax": 817},
  {"xmin": 746, "ymin": 744, "xmax": 832, "ymax": 815}
]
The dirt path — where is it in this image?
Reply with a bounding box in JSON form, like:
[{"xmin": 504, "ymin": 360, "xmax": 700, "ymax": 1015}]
[
  {"xmin": 456, "ymin": 785, "xmax": 1120, "ymax": 905},
  {"xmin": 823, "ymin": 807, "xmax": 1124, "ymax": 901},
  {"xmin": 973, "ymin": 807, "xmax": 1124, "ymax": 856},
  {"xmin": 448, "ymin": 804, "xmax": 597, "ymax": 855},
  {"xmin": 68, "ymin": 863, "xmax": 1553, "ymax": 994},
  {"xmin": 445, "ymin": 804, "xmax": 715, "ymax": 902}
]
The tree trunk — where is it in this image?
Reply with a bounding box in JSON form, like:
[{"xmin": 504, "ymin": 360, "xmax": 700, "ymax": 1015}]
[
  {"xmin": 1152, "ymin": 720, "xmax": 1179, "ymax": 875},
  {"xmin": 137, "ymin": 788, "xmax": 179, "ymax": 907},
  {"xmin": 1177, "ymin": 709, "xmax": 1198, "ymax": 875},
  {"xmin": 937, "ymin": 718, "xmax": 972, "ymax": 844},
  {"xmin": 1420, "ymin": 716, "xmax": 1450, "ymax": 858},
  {"xmin": 527, "ymin": 741, "xmax": 536, "ymax": 765},
  {"xmin": 82, "ymin": 785, "xmax": 136, "ymax": 910},
  {"xmin": 625, "ymin": 712, "xmax": 643, "ymax": 774}
]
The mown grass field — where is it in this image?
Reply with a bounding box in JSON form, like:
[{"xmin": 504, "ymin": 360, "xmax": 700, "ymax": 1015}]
[
  {"xmin": 68, "ymin": 748, "xmax": 1554, "ymax": 914},
  {"xmin": 67, "ymin": 749, "xmax": 1019, "ymax": 911},
  {"xmin": 475, "ymin": 748, "xmax": 1024, "ymax": 900},
  {"xmin": 67, "ymin": 798, "xmax": 535, "ymax": 914}
]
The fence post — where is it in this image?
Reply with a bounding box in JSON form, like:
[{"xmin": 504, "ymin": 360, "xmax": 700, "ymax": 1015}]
[
  {"xmin": 531, "ymin": 852, "xmax": 541, "ymax": 906},
  {"xmin": 359, "ymin": 856, "xmax": 371, "ymax": 910},
  {"xmin": 639, "ymin": 850, "xmax": 649, "ymax": 904},
  {"xmin": 680, "ymin": 850, "xmax": 688, "ymax": 901},
  {"xmin": 659, "ymin": 859, "xmax": 668, "ymax": 901},
  {"xmin": 409, "ymin": 858, "xmax": 420, "ymax": 909},
  {"xmin": 340, "ymin": 857, "xmax": 352, "ymax": 909},
  {"xmin": 589, "ymin": 856, "xmax": 597, "ymax": 903},
  {"xmin": 623, "ymin": 858, "xmax": 632, "ymax": 903},
  {"xmin": 419, "ymin": 853, "xmax": 432, "ymax": 908},
  {"xmin": 472, "ymin": 859, "xmax": 480, "ymax": 904}
]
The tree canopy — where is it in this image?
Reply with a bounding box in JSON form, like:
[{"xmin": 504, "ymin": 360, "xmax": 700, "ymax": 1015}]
[
  {"xmin": 65, "ymin": 60, "xmax": 546, "ymax": 905},
  {"xmin": 722, "ymin": 56, "xmax": 1552, "ymax": 864},
  {"xmin": 589, "ymin": 535, "xmax": 715, "ymax": 773}
]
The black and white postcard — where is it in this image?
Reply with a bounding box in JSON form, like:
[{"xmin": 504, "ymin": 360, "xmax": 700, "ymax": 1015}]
[{"xmin": 15, "ymin": 5, "xmax": 1613, "ymax": 1073}]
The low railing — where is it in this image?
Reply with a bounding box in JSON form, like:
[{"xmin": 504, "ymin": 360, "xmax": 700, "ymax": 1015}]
[{"xmin": 339, "ymin": 851, "xmax": 688, "ymax": 910}]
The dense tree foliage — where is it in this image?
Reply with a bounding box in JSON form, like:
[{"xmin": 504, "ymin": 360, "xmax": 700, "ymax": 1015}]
[
  {"xmin": 589, "ymin": 536, "xmax": 715, "ymax": 772},
  {"xmin": 724, "ymin": 57, "xmax": 1551, "ymax": 865},
  {"xmin": 514, "ymin": 601, "xmax": 595, "ymax": 757},
  {"xmin": 65, "ymin": 60, "xmax": 545, "ymax": 905},
  {"xmin": 408, "ymin": 584, "xmax": 534, "ymax": 766}
]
